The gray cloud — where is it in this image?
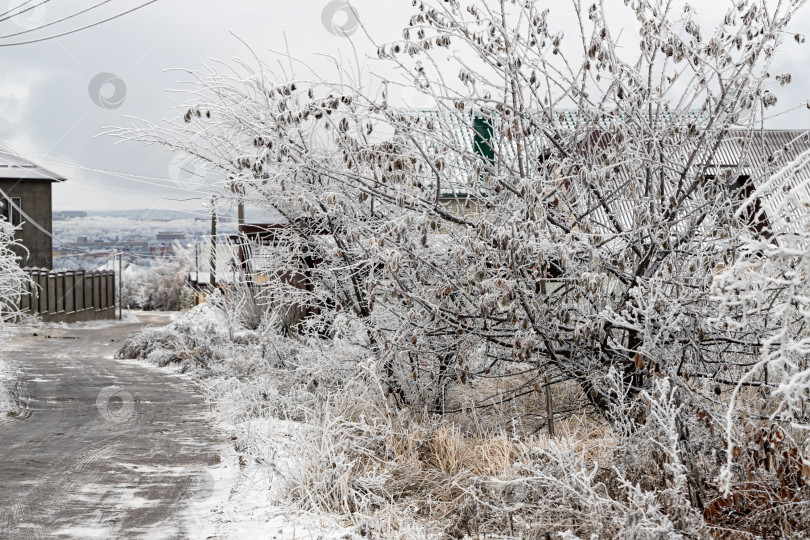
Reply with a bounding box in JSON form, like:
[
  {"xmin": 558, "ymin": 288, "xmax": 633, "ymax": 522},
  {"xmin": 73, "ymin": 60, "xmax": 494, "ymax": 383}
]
[
  {"xmin": 0, "ymin": 0, "xmax": 413, "ymax": 213},
  {"xmin": 1, "ymin": 1, "xmax": 809, "ymax": 213}
]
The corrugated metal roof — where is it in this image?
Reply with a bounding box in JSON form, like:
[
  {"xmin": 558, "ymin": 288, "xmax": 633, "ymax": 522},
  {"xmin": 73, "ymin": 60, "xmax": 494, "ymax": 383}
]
[
  {"xmin": 0, "ymin": 149, "xmax": 66, "ymax": 182},
  {"xmin": 401, "ymin": 109, "xmax": 707, "ymax": 198},
  {"xmin": 400, "ymin": 110, "xmax": 810, "ymax": 241},
  {"xmin": 565, "ymin": 129, "xmax": 810, "ymax": 239},
  {"xmin": 731, "ymin": 130, "xmax": 810, "ymax": 238},
  {"xmin": 402, "ymin": 109, "xmax": 554, "ymax": 198}
]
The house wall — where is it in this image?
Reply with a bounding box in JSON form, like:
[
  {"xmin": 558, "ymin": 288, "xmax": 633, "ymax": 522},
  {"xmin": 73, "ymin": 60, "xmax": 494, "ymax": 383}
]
[{"xmin": 0, "ymin": 180, "xmax": 54, "ymax": 268}]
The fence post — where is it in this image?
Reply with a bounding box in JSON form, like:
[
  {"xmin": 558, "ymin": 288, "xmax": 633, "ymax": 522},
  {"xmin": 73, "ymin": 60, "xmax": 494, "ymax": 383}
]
[
  {"xmin": 37, "ymin": 268, "xmax": 48, "ymax": 314},
  {"xmin": 47, "ymin": 272, "xmax": 56, "ymax": 315},
  {"xmin": 75, "ymin": 269, "xmax": 85, "ymax": 312},
  {"xmin": 64, "ymin": 270, "xmax": 75, "ymax": 314},
  {"xmin": 31, "ymin": 268, "xmax": 41, "ymax": 314},
  {"xmin": 85, "ymin": 270, "xmax": 94, "ymax": 310},
  {"xmin": 20, "ymin": 267, "xmax": 31, "ymax": 313},
  {"xmin": 106, "ymin": 270, "xmax": 115, "ymax": 311},
  {"xmin": 55, "ymin": 271, "xmax": 65, "ymax": 313},
  {"xmin": 99, "ymin": 271, "xmax": 106, "ymax": 311},
  {"xmin": 93, "ymin": 271, "xmax": 101, "ymax": 314}
]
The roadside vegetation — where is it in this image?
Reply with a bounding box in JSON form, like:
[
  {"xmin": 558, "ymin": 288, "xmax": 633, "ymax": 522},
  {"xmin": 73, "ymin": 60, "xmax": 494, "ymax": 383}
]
[
  {"xmin": 0, "ymin": 220, "xmax": 31, "ymax": 418},
  {"xmin": 121, "ymin": 255, "xmax": 190, "ymax": 312},
  {"xmin": 115, "ymin": 0, "xmax": 810, "ymax": 537}
]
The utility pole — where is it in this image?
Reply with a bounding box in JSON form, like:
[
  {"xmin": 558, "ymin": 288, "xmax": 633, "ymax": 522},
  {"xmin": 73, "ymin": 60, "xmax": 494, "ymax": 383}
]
[
  {"xmin": 210, "ymin": 201, "xmax": 217, "ymax": 287},
  {"xmin": 118, "ymin": 251, "xmax": 123, "ymax": 320},
  {"xmin": 545, "ymin": 375, "xmax": 555, "ymax": 437},
  {"xmin": 237, "ymin": 200, "xmax": 248, "ymax": 275},
  {"xmin": 231, "ymin": 181, "xmax": 245, "ymax": 235},
  {"xmin": 234, "ymin": 184, "xmax": 248, "ymax": 276}
]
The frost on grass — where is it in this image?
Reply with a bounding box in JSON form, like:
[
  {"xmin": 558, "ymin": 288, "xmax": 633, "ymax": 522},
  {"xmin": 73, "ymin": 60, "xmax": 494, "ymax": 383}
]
[{"xmin": 118, "ymin": 303, "xmax": 733, "ymax": 538}]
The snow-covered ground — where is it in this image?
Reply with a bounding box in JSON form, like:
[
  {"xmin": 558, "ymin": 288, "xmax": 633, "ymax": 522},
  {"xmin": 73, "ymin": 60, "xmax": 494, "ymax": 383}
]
[
  {"xmin": 114, "ymin": 304, "xmax": 443, "ymax": 538},
  {"xmin": 171, "ymin": 420, "xmax": 358, "ymax": 539},
  {"xmin": 36, "ymin": 311, "xmax": 143, "ymax": 330},
  {"xmin": 0, "ymin": 357, "xmax": 12, "ymax": 419},
  {"xmin": 114, "ymin": 321, "xmax": 360, "ymax": 538}
]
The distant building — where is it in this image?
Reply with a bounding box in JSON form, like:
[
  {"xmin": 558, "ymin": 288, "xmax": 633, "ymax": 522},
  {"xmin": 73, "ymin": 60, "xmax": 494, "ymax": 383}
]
[
  {"xmin": 53, "ymin": 210, "xmax": 87, "ymax": 220},
  {"xmin": 156, "ymin": 231, "xmax": 185, "ymax": 242},
  {"xmin": 64, "ymin": 239, "xmax": 149, "ymax": 254},
  {"xmin": 0, "ymin": 149, "xmax": 66, "ymax": 268}
]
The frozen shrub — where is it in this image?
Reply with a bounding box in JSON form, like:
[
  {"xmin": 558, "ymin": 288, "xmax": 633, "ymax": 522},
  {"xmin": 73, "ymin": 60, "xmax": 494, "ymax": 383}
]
[
  {"xmin": 122, "ymin": 256, "xmax": 187, "ymax": 311},
  {"xmin": 0, "ymin": 220, "xmax": 29, "ymax": 339},
  {"xmin": 110, "ymin": 0, "xmax": 810, "ymax": 535},
  {"xmin": 116, "ymin": 303, "xmax": 231, "ymax": 373},
  {"xmin": 456, "ymin": 379, "xmax": 709, "ymax": 539}
]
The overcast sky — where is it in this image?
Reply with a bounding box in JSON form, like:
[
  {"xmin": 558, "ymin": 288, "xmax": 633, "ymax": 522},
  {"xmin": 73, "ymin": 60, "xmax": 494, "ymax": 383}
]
[
  {"xmin": 0, "ymin": 0, "xmax": 415, "ymax": 216},
  {"xmin": 2, "ymin": 0, "xmax": 810, "ymax": 216}
]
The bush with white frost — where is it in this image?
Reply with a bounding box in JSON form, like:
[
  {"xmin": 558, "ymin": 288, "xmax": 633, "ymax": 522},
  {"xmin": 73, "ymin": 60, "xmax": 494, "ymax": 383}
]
[
  {"xmin": 114, "ymin": 0, "xmax": 810, "ymax": 536},
  {"xmin": 0, "ymin": 220, "xmax": 31, "ymax": 418},
  {"xmin": 121, "ymin": 256, "xmax": 188, "ymax": 311},
  {"xmin": 0, "ymin": 220, "xmax": 29, "ymax": 340}
]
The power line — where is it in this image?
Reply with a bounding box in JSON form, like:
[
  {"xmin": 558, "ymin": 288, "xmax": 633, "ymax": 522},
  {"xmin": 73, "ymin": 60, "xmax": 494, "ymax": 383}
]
[
  {"xmin": 0, "ymin": 0, "xmax": 159, "ymax": 47},
  {"xmin": 0, "ymin": 185, "xmax": 78, "ymax": 251},
  {"xmin": 0, "ymin": 0, "xmax": 116, "ymax": 40},
  {"xmin": 4, "ymin": 142, "xmax": 220, "ymax": 197},
  {"xmin": 0, "ymin": 142, "xmax": 225, "ymax": 220},
  {"xmin": 0, "ymin": 0, "xmax": 50, "ymax": 25}
]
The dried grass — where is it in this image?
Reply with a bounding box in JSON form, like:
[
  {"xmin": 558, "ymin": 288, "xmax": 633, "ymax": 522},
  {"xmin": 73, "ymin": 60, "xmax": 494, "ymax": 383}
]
[{"xmin": 117, "ymin": 306, "xmax": 757, "ymax": 538}]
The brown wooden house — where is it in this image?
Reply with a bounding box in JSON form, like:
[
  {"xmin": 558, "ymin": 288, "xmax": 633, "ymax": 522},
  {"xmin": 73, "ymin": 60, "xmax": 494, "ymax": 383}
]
[{"xmin": 0, "ymin": 149, "xmax": 66, "ymax": 269}]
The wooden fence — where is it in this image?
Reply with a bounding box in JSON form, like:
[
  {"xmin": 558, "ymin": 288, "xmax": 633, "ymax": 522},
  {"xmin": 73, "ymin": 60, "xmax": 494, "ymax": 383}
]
[{"xmin": 18, "ymin": 267, "xmax": 117, "ymax": 323}]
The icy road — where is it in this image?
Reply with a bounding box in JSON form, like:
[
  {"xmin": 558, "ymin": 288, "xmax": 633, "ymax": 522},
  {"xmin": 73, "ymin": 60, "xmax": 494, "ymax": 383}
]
[{"xmin": 0, "ymin": 313, "xmax": 226, "ymax": 539}]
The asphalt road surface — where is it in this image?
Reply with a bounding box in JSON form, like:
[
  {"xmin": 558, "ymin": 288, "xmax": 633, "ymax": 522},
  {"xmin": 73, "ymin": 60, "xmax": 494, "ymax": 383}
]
[{"xmin": 0, "ymin": 313, "xmax": 224, "ymax": 539}]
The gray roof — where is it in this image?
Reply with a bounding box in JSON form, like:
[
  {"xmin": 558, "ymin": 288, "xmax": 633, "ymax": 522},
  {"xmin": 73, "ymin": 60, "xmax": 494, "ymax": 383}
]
[
  {"xmin": 590, "ymin": 129, "xmax": 810, "ymax": 232},
  {"xmin": 400, "ymin": 110, "xmax": 810, "ymax": 241},
  {"xmin": 0, "ymin": 149, "xmax": 66, "ymax": 182}
]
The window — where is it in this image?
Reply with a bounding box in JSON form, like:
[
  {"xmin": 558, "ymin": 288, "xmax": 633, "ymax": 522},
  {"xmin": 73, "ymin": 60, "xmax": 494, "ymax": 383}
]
[{"xmin": 0, "ymin": 197, "xmax": 22, "ymax": 226}]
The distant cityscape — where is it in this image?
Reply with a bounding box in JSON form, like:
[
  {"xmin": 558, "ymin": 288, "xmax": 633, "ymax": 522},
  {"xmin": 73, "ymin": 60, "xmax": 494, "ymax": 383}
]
[
  {"xmin": 51, "ymin": 213, "xmax": 223, "ymax": 269},
  {"xmin": 55, "ymin": 231, "xmax": 187, "ymax": 259},
  {"xmin": 48, "ymin": 208, "xmax": 279, "ymax": 270}
]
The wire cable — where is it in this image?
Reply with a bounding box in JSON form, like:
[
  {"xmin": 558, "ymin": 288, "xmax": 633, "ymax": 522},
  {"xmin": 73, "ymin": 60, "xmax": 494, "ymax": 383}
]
[
  {"xmin": 0, "ymin": 0, "xmax": 158, "ymax": 47},
  {"xmin": 0, "ymin": 0, "xmax": 115, "ymax": 40},
  {"xmin": 0, "ymin": 0, "xmax": 50, "ymax": 25}
]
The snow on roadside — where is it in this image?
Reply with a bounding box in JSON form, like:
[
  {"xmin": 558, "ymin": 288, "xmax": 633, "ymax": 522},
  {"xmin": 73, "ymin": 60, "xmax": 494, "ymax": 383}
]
[
  {"xmin": 35, "ymin": 310, "xmax": 144, "ymax": 330},
  {"xmin": 114, "ymin": 306, "xmax": 361, "ymax": 538},
  {"xmin": 0, "ymin": 357, "xmax": 12, "ymax": 419},
  {"xmin": 171, "ymin": 421, "xmax": 358, "ymax": 539}
]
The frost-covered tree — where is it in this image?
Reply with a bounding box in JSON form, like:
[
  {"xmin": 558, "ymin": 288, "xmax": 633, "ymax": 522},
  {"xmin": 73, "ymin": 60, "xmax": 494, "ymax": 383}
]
[
  {"xmin": 116, "ymin": 0, "xmax": 810, "ymax": 533},
  {"xmin": 0, "ymin": 220, "xmax": 30, "ymax": 342},
  {"xmin": 359, "ymin": 0, "xmax": 807, "ymax": 416},
  {"xmin": 118, "ymin": 0, "xmax": 809, "ymax": 410}
]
